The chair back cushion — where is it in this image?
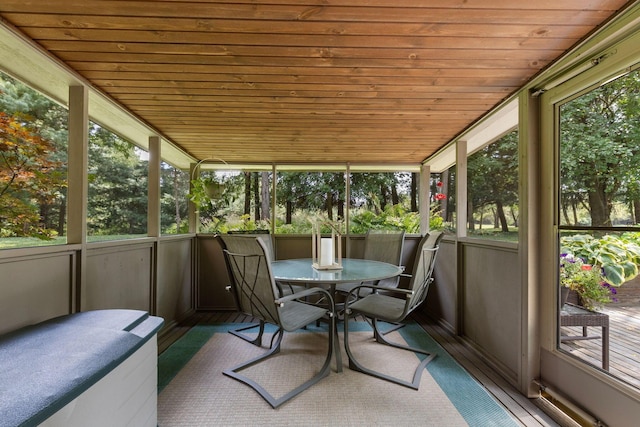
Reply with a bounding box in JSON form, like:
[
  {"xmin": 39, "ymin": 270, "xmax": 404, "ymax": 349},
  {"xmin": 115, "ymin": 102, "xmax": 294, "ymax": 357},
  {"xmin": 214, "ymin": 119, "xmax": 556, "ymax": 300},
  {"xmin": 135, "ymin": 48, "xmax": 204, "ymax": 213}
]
[
  {"xmin": 363, "ymin": 230, "xmax": 405, "ymax": 287},
  {"xmin": 363, "ymin": 230, "xmax": 405, "ymax": 265},
  {"xmin": 406, "ymin": 231, "xmax": 444, "ymax": 312},
  {"xmin": 225, "ymin": 232, "xmax": 275, "ymax": 261},
  {"xmin": 220, "ymin": 235, "xmax": 280, "ymax": 325}
]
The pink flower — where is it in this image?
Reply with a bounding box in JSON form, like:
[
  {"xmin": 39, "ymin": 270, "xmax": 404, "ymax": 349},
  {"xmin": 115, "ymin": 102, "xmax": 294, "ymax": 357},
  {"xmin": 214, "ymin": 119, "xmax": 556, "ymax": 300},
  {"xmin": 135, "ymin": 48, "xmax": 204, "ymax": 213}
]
[
  {"xmin": 435, "ymin": 193, "xmax": 446, "ymax": 200},
  {"xmin": 436, "ymin": 182, "xmax": 443, "ymax": 187}
]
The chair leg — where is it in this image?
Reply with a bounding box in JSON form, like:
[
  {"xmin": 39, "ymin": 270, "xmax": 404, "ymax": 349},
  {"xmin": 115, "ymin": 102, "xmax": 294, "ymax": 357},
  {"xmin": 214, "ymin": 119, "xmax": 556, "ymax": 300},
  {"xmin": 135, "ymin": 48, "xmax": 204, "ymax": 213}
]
[
  {"xmin": 357, "ymin": 315, "xmax": 404, "ymax": 335},
  {"xmin": 379, "ymin": 321, "xmax": 406, "ymax": 335},
  {"xmin": 344, "ymin": 317, "xmax": 436, "ymax": 390},
  {"xmin": 229, "ymin": 320, "xmax": 267, "ymax": 347},
  {"xmin": 223, "ymin": 320, "xmax": 335, "ymax": 409}
]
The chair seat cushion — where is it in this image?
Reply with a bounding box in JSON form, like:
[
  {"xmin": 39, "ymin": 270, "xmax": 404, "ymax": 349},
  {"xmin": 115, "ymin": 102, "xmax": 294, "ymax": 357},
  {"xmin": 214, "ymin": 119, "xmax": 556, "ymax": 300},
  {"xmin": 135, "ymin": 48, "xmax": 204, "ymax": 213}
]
[
  {"xmin": 348, "ymin": 293, "xmax": 406, "ymax": 322},
  {"xmin": 279, "ymin": 301, "xmax": 328, "ymax": 331}
]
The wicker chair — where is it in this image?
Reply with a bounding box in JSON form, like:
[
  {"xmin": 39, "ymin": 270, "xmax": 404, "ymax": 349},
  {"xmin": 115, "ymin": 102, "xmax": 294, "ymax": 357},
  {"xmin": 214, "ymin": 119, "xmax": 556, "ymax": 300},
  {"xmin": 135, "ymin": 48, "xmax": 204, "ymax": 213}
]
[
  {"xmin": 221, "ymin": 236, "xmax": 338, "ymax": 408},
  {"xmin": 343, "ymin": 231, "xmax": 443, "ymax": 389}
]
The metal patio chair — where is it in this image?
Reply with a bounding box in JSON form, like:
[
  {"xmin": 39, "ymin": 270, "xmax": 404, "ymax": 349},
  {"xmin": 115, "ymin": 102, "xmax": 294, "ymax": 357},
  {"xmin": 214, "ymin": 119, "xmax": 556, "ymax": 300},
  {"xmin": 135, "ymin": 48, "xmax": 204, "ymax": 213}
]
[
  {"xmin": 221, "ymin": 236, "xmax": 338, "ymax": 408},
  {"xmin": 336, "ymin": 230, "xmax": 406, "ymax": 297},
  {"xmin": 219, "ymin": 233, "xmax": 275, "ymax": 347},
  {"xmin": 220, "ymin": 233, "xmax": 307, "ymax": 347},
  {"xmin": 336, "ymin": 230, "xmax": 405, "ymax": 332},
  {"xmin": 343, "ymin": 231, "xmax": 443, "ymax": 389}
]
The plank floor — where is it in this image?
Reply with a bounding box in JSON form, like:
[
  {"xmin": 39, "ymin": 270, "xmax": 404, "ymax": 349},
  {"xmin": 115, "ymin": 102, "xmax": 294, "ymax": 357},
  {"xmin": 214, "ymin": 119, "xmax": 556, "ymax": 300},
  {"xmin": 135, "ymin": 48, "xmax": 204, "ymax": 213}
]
[{"xmin": 560, "ymin": 303, "xmax": 640, "ymax": 389}]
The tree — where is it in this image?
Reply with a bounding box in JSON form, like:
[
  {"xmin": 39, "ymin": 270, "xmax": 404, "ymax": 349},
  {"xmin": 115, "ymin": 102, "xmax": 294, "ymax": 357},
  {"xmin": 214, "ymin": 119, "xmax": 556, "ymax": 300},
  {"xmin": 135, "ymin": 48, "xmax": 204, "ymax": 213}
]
[
  {"xmin": 87, "ymin": 123, "xmax": 148, "ymax": 235},
  {"xmin": 160, "ymin": 163, "xmax": 189, "ymax": 234},
  {"xmin": 276, "ymin": 171, "xmax": 345, "ymax": 223},
  {"xmin": 560, "ymin": 70, "xmax": 640, "ymax": 226},
  {"xmin": 1, "ymin": 73, "xmax": 68, "ymax": 239},
  {"xmin": 260, "ymin": 172, "xmax": 270, "ymax": 221},
  {"xmin": 0, "ymin": 111, "xmax": 64, "ymax": 238},
  {"xmin": 467, "ymin": 131, "xmax": 519, "ymax": 232}
]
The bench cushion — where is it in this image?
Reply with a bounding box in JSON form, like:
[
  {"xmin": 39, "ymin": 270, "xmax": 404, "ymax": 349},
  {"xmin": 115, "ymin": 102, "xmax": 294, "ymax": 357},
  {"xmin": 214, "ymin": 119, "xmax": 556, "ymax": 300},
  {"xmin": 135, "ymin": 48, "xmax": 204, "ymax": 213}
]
[{"xmin": 0, "ymin": 309, "xmax": 163, "ymax": 427}]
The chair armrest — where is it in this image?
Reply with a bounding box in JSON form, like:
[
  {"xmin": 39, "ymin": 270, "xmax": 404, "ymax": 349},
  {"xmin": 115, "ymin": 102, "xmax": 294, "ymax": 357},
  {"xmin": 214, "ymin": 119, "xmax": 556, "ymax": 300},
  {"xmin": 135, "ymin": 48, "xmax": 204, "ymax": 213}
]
[
  {"xmin": 345, "ymin": 283, "xmax": 412, "ymax": 301},
  {"xmin": 275, "ymin": 287, "xmax": 334, "ymax": 306}
]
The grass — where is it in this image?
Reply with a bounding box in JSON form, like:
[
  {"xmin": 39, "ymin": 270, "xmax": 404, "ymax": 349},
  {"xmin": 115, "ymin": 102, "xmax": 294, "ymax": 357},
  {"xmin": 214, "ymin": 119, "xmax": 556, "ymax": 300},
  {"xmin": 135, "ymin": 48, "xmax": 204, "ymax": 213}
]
[
  {"xmin": 0, "ymin": 237, "xmax": 66, "ymax": 249},
  {"xmin": 467, "ymin": 228, "xmax": 519, "ymax": 242},
  {"xmin": 0, "ymin": 234, "xmax": 149, "ymax": 250},
  {"xmin": 0, "ymin": 228, "xmax": 519, "ymax": 250}
]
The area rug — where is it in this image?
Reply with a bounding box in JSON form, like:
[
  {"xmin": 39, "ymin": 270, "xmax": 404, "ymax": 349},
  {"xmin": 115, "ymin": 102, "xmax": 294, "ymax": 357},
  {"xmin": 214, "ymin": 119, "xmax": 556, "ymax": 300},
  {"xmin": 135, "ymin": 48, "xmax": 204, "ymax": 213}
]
[{"xmin": 158, "ymin": 322, "xmax": 518, "ymax": 426}]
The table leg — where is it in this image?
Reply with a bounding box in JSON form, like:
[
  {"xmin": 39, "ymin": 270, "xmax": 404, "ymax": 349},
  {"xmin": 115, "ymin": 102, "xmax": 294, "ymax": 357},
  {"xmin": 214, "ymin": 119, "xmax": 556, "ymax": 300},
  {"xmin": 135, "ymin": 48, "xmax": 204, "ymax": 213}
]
[
  {"xmin": 334, "ymin": 318, "xmax": 343, "ymax": 373},
  {"xmin": 602, "ymin": 325, "xmax": 609, "ymax": 371}
]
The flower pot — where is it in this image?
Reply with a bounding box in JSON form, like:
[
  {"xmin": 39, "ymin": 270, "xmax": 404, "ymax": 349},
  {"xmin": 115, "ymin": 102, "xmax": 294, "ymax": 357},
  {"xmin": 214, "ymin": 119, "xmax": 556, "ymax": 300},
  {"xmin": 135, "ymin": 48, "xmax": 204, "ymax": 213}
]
[
  {"xmin": 205, "ymin": 182, "xmax": 225, "ymax": 199},
  {"xmin": 561, "ymin": 287, "xmax": 570, "ymax": 306},
  {"xmin": 561, "ymin": 288, "xmax": 582, "ymax": 306}
]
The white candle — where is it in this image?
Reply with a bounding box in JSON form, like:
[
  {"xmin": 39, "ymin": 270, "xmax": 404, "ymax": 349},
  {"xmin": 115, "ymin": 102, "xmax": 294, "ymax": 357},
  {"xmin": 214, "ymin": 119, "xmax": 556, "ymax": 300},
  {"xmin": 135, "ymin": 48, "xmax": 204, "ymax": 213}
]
[{"xmin": 320, "ymin": 238, "xmax": 334, "ymax": 266}]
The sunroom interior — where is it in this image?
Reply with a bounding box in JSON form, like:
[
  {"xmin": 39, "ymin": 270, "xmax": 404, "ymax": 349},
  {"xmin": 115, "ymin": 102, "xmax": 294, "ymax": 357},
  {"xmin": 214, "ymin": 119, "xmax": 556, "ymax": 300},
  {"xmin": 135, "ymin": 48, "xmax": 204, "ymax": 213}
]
[{"xmin": 2, "ymin": 1, "xmax": 640, "ymax": 426}]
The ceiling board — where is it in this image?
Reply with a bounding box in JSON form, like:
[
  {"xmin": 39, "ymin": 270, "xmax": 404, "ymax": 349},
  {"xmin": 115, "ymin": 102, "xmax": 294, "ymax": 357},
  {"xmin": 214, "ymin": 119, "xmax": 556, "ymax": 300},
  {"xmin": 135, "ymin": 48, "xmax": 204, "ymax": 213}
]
[{"xmin": 0, "ymin": 0, "xmax": 632, "ymax": 165}]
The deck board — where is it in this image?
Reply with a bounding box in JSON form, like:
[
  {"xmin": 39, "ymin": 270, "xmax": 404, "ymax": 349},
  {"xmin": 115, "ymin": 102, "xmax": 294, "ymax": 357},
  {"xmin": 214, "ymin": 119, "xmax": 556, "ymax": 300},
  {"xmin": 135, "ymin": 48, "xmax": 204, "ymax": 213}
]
[{"xmin": 560, "ymin": 304, "xmax": 640, "ymax": 389}]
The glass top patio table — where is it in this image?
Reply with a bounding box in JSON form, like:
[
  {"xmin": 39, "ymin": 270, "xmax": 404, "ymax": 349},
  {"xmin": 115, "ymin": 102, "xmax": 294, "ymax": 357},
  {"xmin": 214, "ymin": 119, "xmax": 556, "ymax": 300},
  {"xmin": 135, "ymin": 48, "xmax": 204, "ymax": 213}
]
[
  {"xmin": 271, "ymin": 258, "xmax": 403, "ymax": 285},
  {"xmin": 271, "ymin": 258, "xmax": 402, "ymax": 374}
]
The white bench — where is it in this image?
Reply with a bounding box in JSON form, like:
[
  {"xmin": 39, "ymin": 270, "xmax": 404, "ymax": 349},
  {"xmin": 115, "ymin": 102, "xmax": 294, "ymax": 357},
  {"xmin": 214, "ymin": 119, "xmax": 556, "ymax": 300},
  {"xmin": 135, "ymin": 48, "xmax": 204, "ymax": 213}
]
[{"xmin": 0, "ymin": 309, "xmax": 164, "ymax": 427}]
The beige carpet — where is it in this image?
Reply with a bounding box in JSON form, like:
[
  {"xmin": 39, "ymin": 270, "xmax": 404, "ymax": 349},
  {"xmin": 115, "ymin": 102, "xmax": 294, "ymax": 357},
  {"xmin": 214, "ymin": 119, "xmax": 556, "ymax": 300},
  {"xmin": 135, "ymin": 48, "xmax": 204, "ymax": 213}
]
[{"xmin": 158, "ymin": 329, "xmax": 469, "ymax": 426}]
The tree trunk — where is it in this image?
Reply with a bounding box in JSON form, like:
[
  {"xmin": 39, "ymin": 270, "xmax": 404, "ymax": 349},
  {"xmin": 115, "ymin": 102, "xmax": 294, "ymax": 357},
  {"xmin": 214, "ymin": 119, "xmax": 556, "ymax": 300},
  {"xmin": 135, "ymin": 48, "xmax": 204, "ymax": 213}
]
[
  {"xmin": 286, "ymin": 201, "xmax": 293, "ymax": 224},
  {"xmin": 243, "ymin": 172, "xmax": 251, "ymax": 215},
  {"xmin": 337, "ymin": 197, "xmax": 344, "ymax": 221},
  {"xmin": 468, "ymin": 200, "xmax": 475, "ymax": 231},
  {"xmin": 260, "ymin": 172, "xmax": 269, "ymax": 221},
  {"xmin": 173, "ymin": 169, "xmax": 181, "ymax": 231},
  {"xmin": 634, "ymin": 199, "xmax": 640, "ymax": 224},
  {"xmin": 380, "ymin": 184, "xmax": 388, "ymax": 211},
  {"xmin": 588, "ymin": 182, "xmax": 611, "ymax": 226},
  {"xmin": 253, "ymin": 173, "xmax": 260, "ymax": 221},
  {"xmin": 411, "ymin": 173, "xmax": 418, "ymax": 212},
  {"xmin": 496, "ymin": 199, "xmax": 509, "ymax": 232},
  {"xmin": 326, "ymin": 192, "xmax": 333, "ymax": 220},
  {"xmin": 57, "ymin": 194, "xmax": 66, "ymax": 236},
  {"xmin": 391, "ymin": 177, "xmax": 399, "ymax": 205}
]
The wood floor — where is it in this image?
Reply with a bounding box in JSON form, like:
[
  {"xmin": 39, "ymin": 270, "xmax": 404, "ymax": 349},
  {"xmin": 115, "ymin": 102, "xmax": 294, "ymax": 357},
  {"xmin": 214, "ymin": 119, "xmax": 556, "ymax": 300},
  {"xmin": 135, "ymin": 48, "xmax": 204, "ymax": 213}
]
[
  {"xmin": 158, "ymin": 310, "xmax": 571, "ymax": 427},
  {"xmin": 560, "ymin": 303, "xmax": 640, "ymax": 389}
]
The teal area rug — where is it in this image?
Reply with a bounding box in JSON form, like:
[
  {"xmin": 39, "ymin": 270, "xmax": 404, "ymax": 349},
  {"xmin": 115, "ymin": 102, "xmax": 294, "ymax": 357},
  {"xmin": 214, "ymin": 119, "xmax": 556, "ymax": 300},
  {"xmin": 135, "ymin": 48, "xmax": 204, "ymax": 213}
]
[{"xmin": 158, "ymin": 321, "xmax": 518, "ymax": 427}]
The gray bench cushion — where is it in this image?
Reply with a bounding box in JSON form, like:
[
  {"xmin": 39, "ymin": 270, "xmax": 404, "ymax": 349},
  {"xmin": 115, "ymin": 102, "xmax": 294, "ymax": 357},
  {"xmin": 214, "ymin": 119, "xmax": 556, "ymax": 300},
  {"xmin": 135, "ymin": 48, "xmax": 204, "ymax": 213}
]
[{"xmin": 0, "ymin": 309, "xmax": 163, "ymax": 427}]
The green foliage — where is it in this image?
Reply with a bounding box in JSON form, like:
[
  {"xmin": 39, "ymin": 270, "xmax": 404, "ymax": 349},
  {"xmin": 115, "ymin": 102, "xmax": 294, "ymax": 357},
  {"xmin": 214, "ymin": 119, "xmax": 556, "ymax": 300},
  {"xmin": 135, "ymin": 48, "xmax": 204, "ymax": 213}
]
[
  {"xmin": 467, "ymin": 130, "xmax": 519, "ymax": 233},
  {"xmin": 559, "ymin": 254, "xmax": 614, "ymax": 310},
  {"xmin": 349, "ymin": 203, "xmax": 422, "ymax": 234},
  {"xmin": 87, "ymin": 123, "xmax": 148, "ymax": 236},
  {"xmin": 188, "ymin": 176, "xmax": 223, "ymax": 209},
  {"xmin": 467, "ymin": 228, "xmax": 519, "ymax": 242},
  {"xmin": 1, "ymin": 73, "xmax": 67, "ymax": 240},
  {"xmin": 560, "ymin": 233, "xmax": 640, "ymax": 286},
  {"xmin": 559, "ymin": 70, "xmax": 640, "ymax": 226},
  {"xmin": 0, "ymin": 111, "xmax": 65, "ymax": 239},
  {"xmin": 160, "ymin": 163, "xmax": 189, "ymax": 235}
]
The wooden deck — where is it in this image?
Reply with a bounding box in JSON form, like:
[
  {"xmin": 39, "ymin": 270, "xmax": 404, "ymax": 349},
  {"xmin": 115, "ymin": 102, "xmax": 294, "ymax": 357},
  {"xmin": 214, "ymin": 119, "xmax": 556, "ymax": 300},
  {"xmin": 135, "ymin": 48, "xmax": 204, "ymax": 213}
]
[{"xmin": 560, "ymin": 303, "xmax": 640, "ymax": 389}]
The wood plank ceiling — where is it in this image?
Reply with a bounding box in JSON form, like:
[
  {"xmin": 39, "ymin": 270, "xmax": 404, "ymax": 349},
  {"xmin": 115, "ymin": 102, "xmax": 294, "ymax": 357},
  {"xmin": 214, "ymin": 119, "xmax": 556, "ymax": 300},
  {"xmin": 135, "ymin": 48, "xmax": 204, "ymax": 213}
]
[{"xmin": 0, "ymin": 0, "xmax": 632, "ymax": 166}]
